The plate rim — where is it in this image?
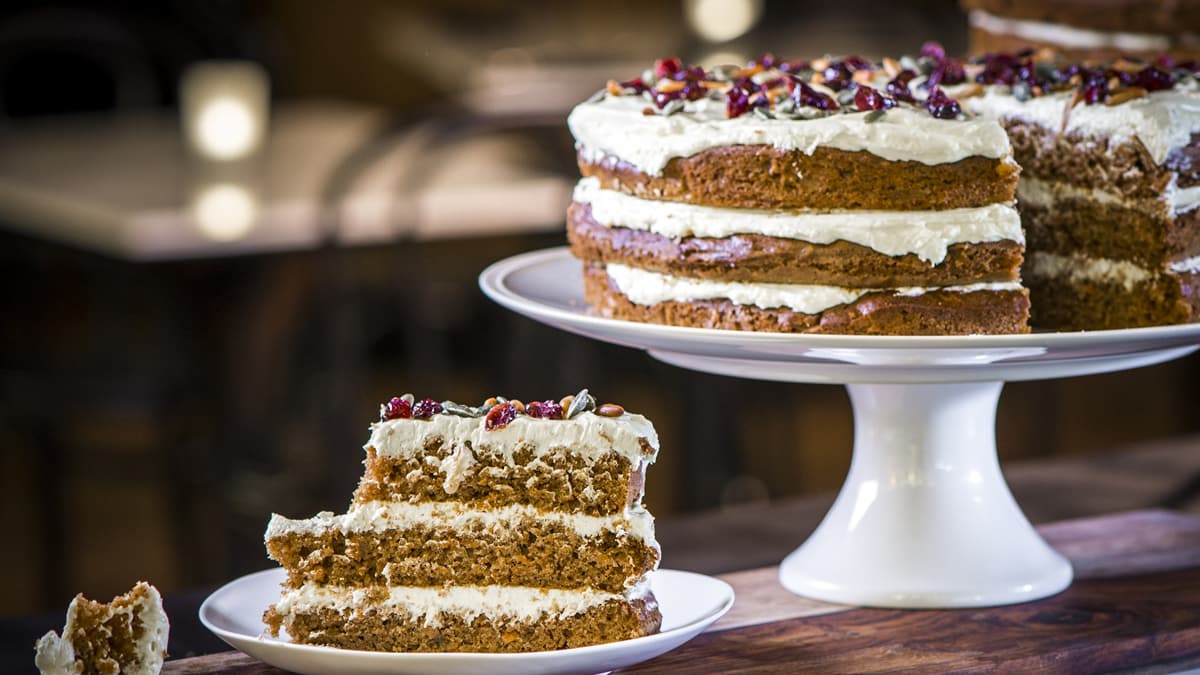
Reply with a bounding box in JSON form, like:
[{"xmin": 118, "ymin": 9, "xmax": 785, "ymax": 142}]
[{"xmin": 198, "ymin": 567, "xmax": 734, "ymax": 662}]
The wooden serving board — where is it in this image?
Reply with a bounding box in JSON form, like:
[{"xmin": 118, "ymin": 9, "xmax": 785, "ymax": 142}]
[{"xmin": 165, "ymin": 509, "xmax": 1200, "ymax": 674}]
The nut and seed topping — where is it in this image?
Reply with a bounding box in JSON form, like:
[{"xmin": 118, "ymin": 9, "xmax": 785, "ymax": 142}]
[{"xmin": 596, "ymin": 403, "xmax": 625, "ymax": 417}]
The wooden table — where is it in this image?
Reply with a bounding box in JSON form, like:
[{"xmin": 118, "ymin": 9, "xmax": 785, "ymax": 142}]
[{"xmin": 162, "ymin": 508, "xmax": 1200, "ymax": 674}]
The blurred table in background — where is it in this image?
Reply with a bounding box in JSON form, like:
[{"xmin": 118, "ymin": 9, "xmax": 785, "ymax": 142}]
[{"xmin": 0, "ymin": 100, "xmax": 571, "ymax": 260}]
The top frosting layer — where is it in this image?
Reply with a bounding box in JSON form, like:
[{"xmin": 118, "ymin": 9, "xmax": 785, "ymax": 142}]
[
  {"xmin": 366, "ymin": 411, "xmax": 660, "ymax": 467},
  {"xmin": 568, "ymin": 94, "xmax": 1013, "ymax": 175},
  {"xmin": 966, "ymin": 87, "xmax": 1200, "ymax": 165}
]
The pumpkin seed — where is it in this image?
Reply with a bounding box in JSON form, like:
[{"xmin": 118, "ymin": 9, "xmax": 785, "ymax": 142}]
[{"xmin": 567, "ymin": 388, "xmax": 596, "ymax": 418}]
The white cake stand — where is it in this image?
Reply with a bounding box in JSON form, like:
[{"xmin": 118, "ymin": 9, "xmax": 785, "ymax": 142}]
[{"xmin": 479, "ymin": 247, "xmax": 1200, "ymax": 608}]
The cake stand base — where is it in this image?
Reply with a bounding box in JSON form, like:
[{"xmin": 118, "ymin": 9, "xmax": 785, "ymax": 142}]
[{"xmin": 778, "ymin": 381, "xmax": 1071, "ymax": 608}]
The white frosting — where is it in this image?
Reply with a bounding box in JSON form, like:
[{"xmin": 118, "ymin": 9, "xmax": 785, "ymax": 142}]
[
  {"xmin": 1168, "ymin": 255, "xmax": 1200, "ymax": 274},
  {"xmin": 574, "ymin": 177, "xmax": 1022, "ymax": 264},
  {"xmin": 35, "ymin": 583, "xmax": 168, "ymax": 675},
  {"xmin": 567, "ymin": 94, "xmax": 1012, "ymax": 175},
  {"xmin": 606, "ymin": 263, "xmax": 1023, "ymax": 314},
  {"xmin": 1164, "ymin": 177, "xmax": 1200, "ymax": 214},
  {"xmin": 1017, "ymin": 175, "xmax": 1200, "ymax": 217},
  {"xmin": 968, "ymin": 9, "xmax": 1171, "ymax": 52},
  {"xmin": 1026, "ymin": 251, "xmax": 1154, "ymax": 290},
  {"xmin": 266, "ymin": 500, "xmax": 656, "ymax": 543},
  {"xmin": 273, "ymin": 578, "xmax": 653, "ymax": 629},
  {"xmin": 967, "ymin": 87, "xmax": 1200, "ymax": 166},
  {"xmin": 366, "ymin": 411, "xmax": 659, "ymax": 476}
]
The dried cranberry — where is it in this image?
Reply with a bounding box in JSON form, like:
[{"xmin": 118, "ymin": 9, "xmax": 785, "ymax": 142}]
[
  {"xmin": 725, "ymin": 88, "xmax": 750, "ymax": 118},
  {"xmin": 886, "ymin": 70, "xmax": 917, "ymax": 102},
  {"xmin": 925, "ymin": 86, "xmax": 961, "ymax": 119},
  {"xmin": 927, "ymin": 59, "xmax": 966, "ymax": 88},
  {"xmin": 381, "ymin": 396, "xmax": 412, "ymax": 421},
  {"xmin": 755, "ymin": 53, "xmax": 777, "ymax": 68},
  {"xmin": 842, "ymin": 56, "xmax": 871, "ymax": 72},
  {"xmin": 1134, "ymin": 66, "xmax": 1174, "ymax": 92},
  {"xmin": 920, "ymin": 41, "xmax": 946, "ymax": 60},
  {"xmin": 788, "ymin": 76, "xmax": 839, "ymax": 110},
  {"xmin": 654, "ymin": 57, "xmax": 682, "ymax": 80},
  {"xmin": 1080, "ymin": 71, "xmax": 1109, "ymax": 104},
  {"xmin": 620, "ymin": 77, "xmax": 648, "ymax": 94},
  {"xmin": 484, "ymin": 401, "xmax": 518, "ymax": 430},
  {"xmin": 526, "ymin": 400, "xmax": 564, "ymax": 419},
  {"xmin": 822, "ymin": 61, "xmax": 853, "ymax": 91},
  {"xmin": 853, "ymin": 85, "xmax": 894, "ymax": 111},
  {"xmin": 1154, "ymin": 54, "xmax": 1176, "ymax": 69},
  {"xmin": 412, "ymin": 398, "xmax": 443, "ymax": 419},
  {"xmin": 680, "ymin": 82, "xmax": 706, "ymax": 101}
]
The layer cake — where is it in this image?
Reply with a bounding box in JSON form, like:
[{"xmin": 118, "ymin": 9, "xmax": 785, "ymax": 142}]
[
  {"xmin": 964, "ymin": 52, "xmax": 1200, "ymax": 329},
  {"xmin": 567, "ymin": 49, "xmax": 1031, "ymax": 335},
  {"xmin": 263, "ymin": 390, "xmax": 662, "ymax": 653}
]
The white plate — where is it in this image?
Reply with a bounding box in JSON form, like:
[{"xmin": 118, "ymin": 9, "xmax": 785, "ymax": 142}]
[
  {"xmin": 478, "ymin": 247, "xmax": 1200, "ymax": 383},
  {"xmin": 199, "ymin": 568, "xmax": 733, "ymax": 675}
]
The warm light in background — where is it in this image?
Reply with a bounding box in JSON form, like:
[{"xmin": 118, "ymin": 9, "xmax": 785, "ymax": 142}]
[
  {"xmin": 684, "ymin": 0, "xmax": 763, "ymax": 43},
  {"xmin": 191, "ymin": 183, "xmax": 259, "ymax": 241},
  {"xmin": 181, "ymin": 61, "xmax": 269, "ymax": 162},
  {"xmin": 194, "ymin": 97, "xmax": 257, "ymax": 160}
]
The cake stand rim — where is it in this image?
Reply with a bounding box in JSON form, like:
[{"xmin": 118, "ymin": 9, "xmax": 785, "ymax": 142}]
[{"xmin": 479, "ymin": 246, "xmax": 1200, "ymax": 377}]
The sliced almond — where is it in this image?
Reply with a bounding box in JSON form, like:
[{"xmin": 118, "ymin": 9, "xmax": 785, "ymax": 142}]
[
  {"xmin": 955, "ymin": 83, "xmax": 984, "ymax": 100},
  {"xmin": 1061, "ymin": 89, "xmax": 1084, "ymax": 131},
  {"xmin": 1110, "ymin": 58, "xmax": 1145, "ymax": 74},
  {"xmin": 606, "ymin": 79, "xmax": 623, "ymax": 95},
  {"xmin": 655, "ymin": 79, "xmax": 686, "ymax": 93},
  {"xmin": 1106, "ymin": 86, "xmax": 1148, "ymax": 106},
  {"xmin": 852, "ymin": 69, "xmax": 875, "ymax": 85},
  {"xmin": 731, "ymin": 64, "xmax": 763, "ymax": 79},
  {"xmin": 882, "ymin": 57, "xmax": 901, "ymax": 78}
]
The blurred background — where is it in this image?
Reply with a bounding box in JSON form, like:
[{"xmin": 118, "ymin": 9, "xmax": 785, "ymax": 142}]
[{"xmin": 1, "ymin": 0, "xmax": 1198, "ymax": 635}]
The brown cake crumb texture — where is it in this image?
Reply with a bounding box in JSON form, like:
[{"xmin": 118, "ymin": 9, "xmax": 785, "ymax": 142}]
[
  {"xmin": 36, "ymin": 582, "xmax": 166, "ymax": 675},
  {"xmin": 1026, "ymin": 270, "xmax": 1200, "ymax": 330},
  {"xmin": 266, "ymin": 521, "xmax": 658, "ymax": 593},
  {"xmin": 583, "ymin": 262, "xmax": 1031, "ymax": 335},
  {"xmin": 569, "ymin": 202, "xmax": 1025, "ymax": 287},
  {"xmin": 1022, "ymin": 202, "xmax": 1200, "ymax": 268},
  {"xmin": 265, "ymin": 597, "xmax": 661, "ymax": 653},
  {"xmin": 579, "ymin": 144, "xmax": 1018, "ymax": 212},
  {"xmin": 1005, "ymin": 122, "xmax": 1185, "ymax": 198},
  {"xmin": 352, "ymin": 439, "xmax": 644, "ymax": 516}
]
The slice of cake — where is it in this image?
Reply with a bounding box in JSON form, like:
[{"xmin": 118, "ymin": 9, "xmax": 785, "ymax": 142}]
[
  {"xmin": 962, "ymin": 0, "xmax": 1200, "ymax": 62},
  {"xmin": 35, "ymin": 582, "xmax": 169, "ymax": 675},
  {"xmin": 567, "ymin": 48, "xmax": 1030, "ymax": 335},
  {"xmin": 263, "ymin": 390, "xmax": 662, "ymax": 653},
  {"xmin": 965, "ymin": 52, "xmax": 1200, "ymax": 329}
]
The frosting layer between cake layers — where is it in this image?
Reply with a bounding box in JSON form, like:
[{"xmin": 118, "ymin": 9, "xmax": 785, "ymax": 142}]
[
  {"xmin": 273, "ymin": 576, "xmax": 654, "ymax": 627},
  {"xmin": 574, "ymin": 176, "xmax": 1022, "ymax": 265}
]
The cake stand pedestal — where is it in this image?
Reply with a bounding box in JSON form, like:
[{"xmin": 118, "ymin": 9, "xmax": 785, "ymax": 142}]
[{"xmin": 480, "ymin": 248, "xmax": 1200, "ymax": 608}]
